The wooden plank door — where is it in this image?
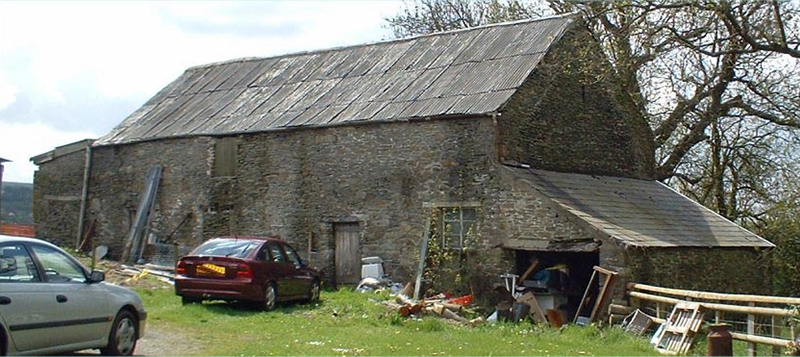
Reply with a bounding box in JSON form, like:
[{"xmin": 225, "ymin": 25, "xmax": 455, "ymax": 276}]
[{"xmin": 334, "ymin": 223, "xmax": 360, "ymax": 287}]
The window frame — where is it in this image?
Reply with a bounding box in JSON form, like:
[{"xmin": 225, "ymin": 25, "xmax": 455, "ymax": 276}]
[
  {"xmin": 283, "ymin": 243, "xmax": 302, "ymax": 266},
  {"xmin": 29, "ymin": 244, "xmax": 89, "ymax": 284},
  {"xmin": 0, "ymin": 243, "xmax": 41, "ymax": 283},
  {"xmin": 433, "ymin": 203, "xmax": 480, "ymax": 251},
  {"xmin": 266, "ymin": 242, "xmax": 287, "ymax": 263}
]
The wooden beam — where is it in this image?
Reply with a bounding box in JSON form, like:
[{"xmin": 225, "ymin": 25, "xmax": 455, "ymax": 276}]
[
  {"xmin": 628, "ymin": 283, "xmax": 800, "ymax": 305},
  {"xmin": 748, "ymin": 302, "xmax": 756, "ymax": 357},
  {"xmin": 628, "ymin": 291, "xmax": 794, "ymax": 317},
  {"xmin": 730, "ymin": 332, "xmax": 792, "ymax": 349},
  {"xmin": 517, "ymin": 258, "xmax": 539, "ymax": 285},
  {"xmin": 589, "ymin": 266, "xmax": 617, "ymax": 321},
  {"xmin": 413, "ymin": 216, "xmax": 432, "ymax": 300}
]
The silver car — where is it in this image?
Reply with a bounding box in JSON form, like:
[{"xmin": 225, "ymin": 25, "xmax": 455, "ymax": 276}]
[{"xmin": 0, "ymin": 235, "xmax": 147, "ymax": 356}]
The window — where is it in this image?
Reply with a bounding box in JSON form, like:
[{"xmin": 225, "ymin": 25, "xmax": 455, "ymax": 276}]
[
  {"xmin": 194, "ymin": 239, "xmax": 259, "ymax": 258},
  {"xmin": 0, "ymin": 244, "xmax": 40, "ymax": 283},
  {"xmin": 439, "ymin": 207, "xmax": 478, "ymax": 250},
  {"xmin": 283, "ymin": 244, "xmax": 302, "ymax": 266},
  {"xmin": 267, "ymin": 242, "xmax": 286, "ymax": 263},
  {"xmin": 29, "ymin": 245, "xmax": 87, "ymax": 283},
  {"xmin": 213, "ymin": 137, "xmax": 238, "ymax": 177}
]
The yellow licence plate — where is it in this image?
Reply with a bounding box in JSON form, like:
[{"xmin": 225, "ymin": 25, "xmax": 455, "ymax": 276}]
[{"xmin": 196, "ymin": 263, "xmax": 226, "ymax": 276}]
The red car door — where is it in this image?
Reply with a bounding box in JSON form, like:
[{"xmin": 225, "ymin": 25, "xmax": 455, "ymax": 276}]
[
  {"xmin": 262, "ymin": 242, "xmax": 298, "ymax": 298},
  {"xmin": 282, "ymin": 243, "xmax": 315, "ymax": 299}
]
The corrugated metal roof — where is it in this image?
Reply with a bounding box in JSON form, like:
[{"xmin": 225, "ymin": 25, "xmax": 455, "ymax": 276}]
[
  {"xmin": 522, "ymin": 168, "xmax": 774, "ymax": 248},
  {"xmin": 96, "ymin": 14, "xmax": 577, "ymax": 146}
]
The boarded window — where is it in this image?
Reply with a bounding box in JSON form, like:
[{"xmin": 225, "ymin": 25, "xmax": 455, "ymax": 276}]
[
  {"xmin": 439, "ymin": 207, "xmax": 477, "ymax": 250},
  {"xmin": 213, "ymin": 137, "xmax": 238, "ymax": 177}
]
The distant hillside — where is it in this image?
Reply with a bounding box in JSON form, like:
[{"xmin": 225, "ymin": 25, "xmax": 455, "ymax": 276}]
[{"xmin": 1, "ymin": 182, "xmax": 33, "ymax": 224}]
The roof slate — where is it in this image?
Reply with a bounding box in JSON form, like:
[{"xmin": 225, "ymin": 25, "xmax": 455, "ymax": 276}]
[
  {"xmin": 95, "ymin": 15, "xmax": 577, "ymax": 146},
  {"xmin": 523, "ymin": 168, "xmax": 773, "ymax": 248}
]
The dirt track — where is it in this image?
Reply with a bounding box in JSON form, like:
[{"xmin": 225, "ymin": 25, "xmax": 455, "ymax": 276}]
[{"xmin": 135, "ymin": 324, "xmax": 203, "ymax": 356}]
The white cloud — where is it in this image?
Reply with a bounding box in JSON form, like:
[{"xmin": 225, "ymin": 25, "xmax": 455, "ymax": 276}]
[
  {"xmin": 0, "ymin": 0, "xmax": 404, "ymax": 183},
  {"xmin": 0, "ymin": 72, "xmax": 18, "ymax": 111},
  {"xmin": 1, "ymin": 1, "xmax": 402, "ymax": 103},
  {"xmin": 0, "ymin": 120, "xmax": 97, "ymax": 183}
]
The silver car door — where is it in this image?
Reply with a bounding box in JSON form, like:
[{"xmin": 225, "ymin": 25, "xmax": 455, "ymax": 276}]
[
  {"xmin": 0, "ymin": 243, "xmax": 56, "ymax": 352},
  {"xmin": 28, "ymin": 244, "xmax": 110, "ymax": 347}
]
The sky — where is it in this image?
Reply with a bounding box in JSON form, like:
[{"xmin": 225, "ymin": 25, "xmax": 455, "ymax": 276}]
[{"xmin": 0, "ymin": 0, "xmax": 403, "ymax": 183}]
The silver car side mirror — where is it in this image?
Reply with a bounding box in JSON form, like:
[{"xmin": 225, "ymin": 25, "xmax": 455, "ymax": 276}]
[{"xmin": 89, "ymin": 270, "xmax": 105, "ymax": 283}]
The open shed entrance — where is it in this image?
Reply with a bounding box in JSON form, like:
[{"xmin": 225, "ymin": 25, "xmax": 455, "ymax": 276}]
[{"xmin": 513, "ymin": 250, "xmax": 599, "ymax": 323}]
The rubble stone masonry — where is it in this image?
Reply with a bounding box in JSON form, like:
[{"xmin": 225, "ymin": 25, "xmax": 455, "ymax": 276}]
[
  {"xmin": 85, "ymin": 118, "xmax": 601, "ymax": 288},
  {"xmin": 32, "ymin": 149, "xmax": 86, "ymax": 246}
]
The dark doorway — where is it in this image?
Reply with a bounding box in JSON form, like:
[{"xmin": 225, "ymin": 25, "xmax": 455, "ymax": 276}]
[{"xmin": 514, "ymin": 250, "xmax": 600, "ymax": 322}]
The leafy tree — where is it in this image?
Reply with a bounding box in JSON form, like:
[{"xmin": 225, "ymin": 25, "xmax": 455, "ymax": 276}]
[{"xmin": 757, "ymin": 200, "xmax": 800, "ymax": 297}]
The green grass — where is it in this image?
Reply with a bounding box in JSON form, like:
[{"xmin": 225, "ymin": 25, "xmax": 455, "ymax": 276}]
[
  {"xmin": 139, "ymin": 287, "xmax": 791, "ymax": 356},
  {"xmin": 137, "ymin": 288, "xmax": 660, "ymax": 356}
]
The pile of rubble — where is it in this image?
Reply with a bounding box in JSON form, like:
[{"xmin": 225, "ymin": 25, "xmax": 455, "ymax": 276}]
[
  {"xmin": 377, "ymin": 283, "xmax": 482, "ymax": 325},
  {"xmin": 80, "ymin": 255, "xmax": 174, "ymax": 289}
]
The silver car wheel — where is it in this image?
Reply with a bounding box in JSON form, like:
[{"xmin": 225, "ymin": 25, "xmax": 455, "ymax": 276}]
[
  {"xmin": 101, "ymin": 310, "xmax": 137, "ymax": 356},
  {"xmin": 264, "ymin": 283, "xmax": 277, "ymax": 311},
  {"xmin": 115, "ymin": 316, "xmax": 136, "ymax": 355}
]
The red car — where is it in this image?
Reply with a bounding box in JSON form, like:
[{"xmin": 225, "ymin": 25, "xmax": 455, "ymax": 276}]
[{"xmin": 174, "ymin": 237, "xmax": 321, "ymax": 310}]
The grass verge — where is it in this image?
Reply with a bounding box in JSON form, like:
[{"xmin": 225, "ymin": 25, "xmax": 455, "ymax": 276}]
[{"xmin": 137, "ymin": 288, "xmax": 660, "ymax": 356}]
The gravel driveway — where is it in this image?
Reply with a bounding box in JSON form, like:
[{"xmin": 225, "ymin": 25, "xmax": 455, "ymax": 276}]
[{"xmin": 135, "ymin": 324, "xmax": 204, "ymax": 356}]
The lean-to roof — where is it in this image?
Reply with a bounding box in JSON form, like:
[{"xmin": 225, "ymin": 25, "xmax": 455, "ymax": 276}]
[{"xmin": 520, "ymin": 168, "xmax": 774, "ymax": 248}]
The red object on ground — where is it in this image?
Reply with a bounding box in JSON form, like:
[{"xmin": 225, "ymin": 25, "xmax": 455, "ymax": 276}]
[{"xmin": 448, "ymin": 294, "xmax": 473, "ymax": 306}]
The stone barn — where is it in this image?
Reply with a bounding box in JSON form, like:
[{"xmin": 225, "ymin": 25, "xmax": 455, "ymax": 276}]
[
  {"xmin": 33, "ymin": 15, "xmax": 773, "ymax": 309},
  {"xmin": 31, "ymin": 139, "xmax": 94, "ymax": 244}
]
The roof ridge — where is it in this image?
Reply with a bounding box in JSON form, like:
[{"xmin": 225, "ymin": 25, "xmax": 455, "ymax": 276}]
[{"xmin": 186, "ymin": 13, "xmax": 579, "ymax": 71}]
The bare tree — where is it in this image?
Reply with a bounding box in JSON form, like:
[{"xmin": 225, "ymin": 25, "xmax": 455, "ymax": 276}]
[
  {"xmin": 385, "ymin": 0, "xmax": 800, "ymax": 223},
  {"xmin": 385, "ymin": 0, "xmax": 547, "ymax": 38}
]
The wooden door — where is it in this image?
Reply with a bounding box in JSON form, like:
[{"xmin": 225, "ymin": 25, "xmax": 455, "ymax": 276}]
[{"xmin": 334, "ymin": 223, "xmax": 360, "ymax": 287}]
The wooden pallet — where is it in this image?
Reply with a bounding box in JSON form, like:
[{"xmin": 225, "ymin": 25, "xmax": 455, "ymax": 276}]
[{"xmin": 653, "ymin": 302, "xmax": 705, "ymax": 354}]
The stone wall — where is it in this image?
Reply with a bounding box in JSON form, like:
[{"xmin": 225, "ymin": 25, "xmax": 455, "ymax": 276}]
[
  {"xmin": 84, "ymin": 117, "xmax": 603, "ymax": 291},
  {"xmin": 624, "ymin": 247, "xmax": 771, "ymax": 294},
  {"xmin": 499, "ymin": 25, "xmax": 655, "ymax": 180},
  {"xmin": 88, "ymin": 137, "xmax": 214, "ymax": 259},
  {"xmin": 231, "ymin": 118, "xmax": 507, "ymax": 284},
  {"xmin": 490, "ymin": 166, "xmax": 596, "ymax": 248},
  {"xmin": 32, "ymin": 149, "xmax": 87, "ymax": 246}
]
